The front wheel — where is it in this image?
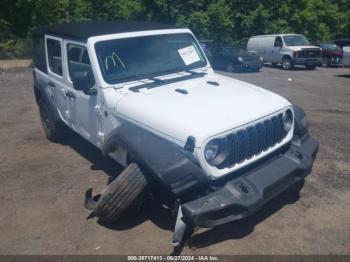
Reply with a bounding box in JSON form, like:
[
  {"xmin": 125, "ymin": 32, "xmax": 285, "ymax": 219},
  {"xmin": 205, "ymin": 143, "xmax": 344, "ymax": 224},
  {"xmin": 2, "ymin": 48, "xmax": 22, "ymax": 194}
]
[
  {"xmin": 93, "ymin": 163, "xmax": 148, "ymax": 224},
  {"xmin": 321, "ymin": 57, "xmax": 330, "ymax": 67},
  {"xmin": 282, "ymin": 57, "xmax": 294, "ymax": 70}
]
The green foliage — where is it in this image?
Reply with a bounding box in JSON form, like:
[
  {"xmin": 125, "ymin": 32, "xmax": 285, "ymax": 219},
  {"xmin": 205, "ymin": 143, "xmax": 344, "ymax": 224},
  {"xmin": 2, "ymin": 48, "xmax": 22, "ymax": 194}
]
[
  {"xmin": 0, "ymin": 0, "xmax": 349, "ymax": 58},
  {"xmin": 0, "ymin": 38, "xmax": 32, "ymax": 59}
]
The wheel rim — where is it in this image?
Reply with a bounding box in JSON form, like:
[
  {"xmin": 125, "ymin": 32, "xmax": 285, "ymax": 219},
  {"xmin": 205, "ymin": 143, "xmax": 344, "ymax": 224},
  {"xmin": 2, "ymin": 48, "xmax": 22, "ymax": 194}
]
[{"xmin": 282, "ymin": 59, "xmax": 290, "ymax": 69}]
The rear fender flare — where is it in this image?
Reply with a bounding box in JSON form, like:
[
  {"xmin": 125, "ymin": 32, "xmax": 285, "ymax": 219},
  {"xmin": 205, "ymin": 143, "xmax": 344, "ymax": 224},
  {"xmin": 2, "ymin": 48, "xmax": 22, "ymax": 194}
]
[{"xmin": 34, "ymin": 78, "xmax": 60, "ymax": 122}]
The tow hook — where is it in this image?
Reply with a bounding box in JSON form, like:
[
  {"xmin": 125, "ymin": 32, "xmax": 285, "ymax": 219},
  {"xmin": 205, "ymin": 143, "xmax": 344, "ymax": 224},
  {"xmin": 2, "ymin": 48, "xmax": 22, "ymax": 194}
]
[
  {"xmin": 84, "ymin": 187, "xmax": 98, "ymax": 211},
  {"xmin": 171, "ymin": 205, "xmax": 194, "ymax": 255},
  {"xmin": 293, "ymin": 150, "xmax": 303, "ymax": 160}
]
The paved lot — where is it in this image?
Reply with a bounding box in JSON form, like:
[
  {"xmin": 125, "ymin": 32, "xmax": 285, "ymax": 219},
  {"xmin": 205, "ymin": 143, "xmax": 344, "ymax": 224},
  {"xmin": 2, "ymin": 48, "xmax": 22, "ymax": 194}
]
[{"xmin": 0, "ymin": 66, "xmax": 349, "ymax": 255}]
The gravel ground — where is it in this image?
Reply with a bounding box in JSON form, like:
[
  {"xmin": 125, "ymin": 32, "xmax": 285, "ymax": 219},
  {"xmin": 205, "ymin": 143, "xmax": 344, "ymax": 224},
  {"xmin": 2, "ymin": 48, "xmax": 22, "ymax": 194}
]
[{"xmin": 0, "ymin": 66, "xmax": 349, "ymax": 255}]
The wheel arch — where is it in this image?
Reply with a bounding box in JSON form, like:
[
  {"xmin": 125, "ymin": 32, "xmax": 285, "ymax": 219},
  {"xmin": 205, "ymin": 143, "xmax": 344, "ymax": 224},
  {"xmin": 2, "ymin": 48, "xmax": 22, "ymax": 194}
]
[
  {"xmin": 101, "ymin": 123, "xmax": 208, "ymax": 195},
  {"xmin": 282, "ymin": 54, "xmax": 293, "ymax": 61}
]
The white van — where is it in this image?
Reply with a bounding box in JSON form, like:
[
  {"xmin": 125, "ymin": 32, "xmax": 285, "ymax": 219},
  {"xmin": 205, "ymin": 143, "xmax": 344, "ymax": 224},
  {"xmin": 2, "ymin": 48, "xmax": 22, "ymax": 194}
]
[
  {"xmin": 247, "ymin": 34, "xmax": 321, "ymax": 70},
  {"xmin": 342, "ymin": 46, "xmax": 350, "ymax": 67}
]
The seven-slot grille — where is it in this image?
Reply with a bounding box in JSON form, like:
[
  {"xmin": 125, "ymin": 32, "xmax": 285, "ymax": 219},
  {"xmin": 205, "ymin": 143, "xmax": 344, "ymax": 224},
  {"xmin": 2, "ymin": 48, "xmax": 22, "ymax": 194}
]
[
  {"xmin": 296, "ymin": 48, "xmax": 321, "ymax": 58},
  {"xmin": 218, "ymin": 113, "xmax": 287, "ymax": 169}
]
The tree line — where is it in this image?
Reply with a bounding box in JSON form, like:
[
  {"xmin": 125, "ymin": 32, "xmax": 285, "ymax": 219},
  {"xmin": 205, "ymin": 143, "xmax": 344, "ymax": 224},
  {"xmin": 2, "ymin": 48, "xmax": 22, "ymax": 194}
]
[{"xmin": 0, "ymin": 0, "xmax": 349, "ymax": 57}]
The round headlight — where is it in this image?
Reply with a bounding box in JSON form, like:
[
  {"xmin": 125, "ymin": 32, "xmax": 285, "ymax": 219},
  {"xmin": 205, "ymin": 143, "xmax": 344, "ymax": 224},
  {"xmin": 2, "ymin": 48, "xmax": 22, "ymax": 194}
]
[
  {"xmin": 204, "ymin": 138, "xmax": 229, "ymax": 166},
  {"xmin": 238, "ymin": 56, "xmax": 243, "ymax": 62},
  {"xmin": 204, "ymin": 139, "xmax": 220, "ymax": 162},
  {"xmin": 283, "ymin": 109, "xmax": 293, "ymax": 132}
]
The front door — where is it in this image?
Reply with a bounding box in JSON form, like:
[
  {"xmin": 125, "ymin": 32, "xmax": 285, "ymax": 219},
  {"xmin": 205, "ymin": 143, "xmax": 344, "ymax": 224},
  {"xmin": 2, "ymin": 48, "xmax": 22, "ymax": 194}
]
[
  {"xmin": 271, "ymin": 36, "xmax": 283, "ymax": 63},
  {"xmin": 64, "ymin": 41, "xmax": 101, "ymax": 145}
]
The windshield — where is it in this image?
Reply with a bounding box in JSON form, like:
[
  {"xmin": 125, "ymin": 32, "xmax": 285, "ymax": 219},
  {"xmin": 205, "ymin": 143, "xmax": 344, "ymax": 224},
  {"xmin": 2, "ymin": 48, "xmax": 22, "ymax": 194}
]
[
  {"xmin": 95, "ymin": 33, "xmax": 207, "ymax": 84},
  {"xmin": 283, "ymin": 35, "xmax": 310, "ymax": 46}
]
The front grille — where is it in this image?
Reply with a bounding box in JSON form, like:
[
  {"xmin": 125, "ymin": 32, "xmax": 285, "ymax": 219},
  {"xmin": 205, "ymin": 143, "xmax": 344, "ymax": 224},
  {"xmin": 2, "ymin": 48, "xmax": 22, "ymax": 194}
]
[
  {"xmin": 218, "ymin": 113, "xmax": 287, "ymax": 169},
  {"xmin": 297, "ymin": 48, "xmax": 321, "ymax": 58}
]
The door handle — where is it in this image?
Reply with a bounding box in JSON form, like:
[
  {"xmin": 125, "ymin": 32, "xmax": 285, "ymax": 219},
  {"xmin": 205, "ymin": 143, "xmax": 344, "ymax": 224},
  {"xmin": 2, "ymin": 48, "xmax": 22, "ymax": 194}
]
[
  {"xmin": 65, "ymin": 91, "xmax": 76, "ymax": 100},
  {"xmin": 48, "ymin": 81, "xmax": 56, "ymax": 87}
]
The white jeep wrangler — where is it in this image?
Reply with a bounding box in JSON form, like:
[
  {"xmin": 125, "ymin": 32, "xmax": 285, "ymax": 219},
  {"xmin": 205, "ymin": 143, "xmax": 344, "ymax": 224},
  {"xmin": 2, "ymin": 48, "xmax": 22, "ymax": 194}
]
[{"xmin": 32, "ymin": 21, "xmax": 318, "ymax": 248}]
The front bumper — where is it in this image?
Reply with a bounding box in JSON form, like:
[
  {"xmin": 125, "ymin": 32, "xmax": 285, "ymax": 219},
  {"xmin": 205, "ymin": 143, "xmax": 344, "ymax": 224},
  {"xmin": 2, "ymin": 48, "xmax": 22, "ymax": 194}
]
[
  {"xmin": 182, "ymin": 133, "xmax": 319, "ymax": 228},
  {"xmin": 239, "ymin": 61, "xmax": 262, "ymax": 70},
  {"xmin": 294, "ymin": 57, "xmax": 321, "ymax": 66},
  {"xmin": 329, "ymin": 56, "xmax": 342, "ymax": 66}
]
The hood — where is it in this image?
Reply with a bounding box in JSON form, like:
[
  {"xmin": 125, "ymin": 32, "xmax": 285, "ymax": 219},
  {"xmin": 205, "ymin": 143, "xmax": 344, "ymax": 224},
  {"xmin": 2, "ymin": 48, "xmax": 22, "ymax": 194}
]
[
  {"xmin": 322, "ymin": 48, "xmax": 342, "ymax": 55},
  {"xmin": 288, "ymin": 45, "xmax": 320, "ymax": 51},
  {"xmin": 115, "ymin": 72, "xmax": 291, "ymax": 147},
  {"xmin": 241, "ymin": 51, "xmax": 260, "ymax": 62}
]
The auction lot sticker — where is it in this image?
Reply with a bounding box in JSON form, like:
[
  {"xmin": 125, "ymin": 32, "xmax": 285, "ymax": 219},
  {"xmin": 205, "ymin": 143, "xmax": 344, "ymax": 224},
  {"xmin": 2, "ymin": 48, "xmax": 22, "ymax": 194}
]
[{"xmin": 178, "ymin": 45, "xmax": 200, "ymax": 65}]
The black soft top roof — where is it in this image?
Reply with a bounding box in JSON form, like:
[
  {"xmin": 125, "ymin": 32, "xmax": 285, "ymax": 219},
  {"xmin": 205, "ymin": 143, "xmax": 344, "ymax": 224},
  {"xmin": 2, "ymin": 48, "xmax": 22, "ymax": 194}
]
[{"xmin": 32, "ymin": 21, "xmax": 178, "ymax": 42}]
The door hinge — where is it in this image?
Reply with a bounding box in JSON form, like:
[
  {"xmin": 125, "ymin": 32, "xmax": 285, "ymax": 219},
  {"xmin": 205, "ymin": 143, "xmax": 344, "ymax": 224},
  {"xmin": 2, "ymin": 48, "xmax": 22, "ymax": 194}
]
[{"xmin": 97, "ymin": 131, "xmax": 105, "ymax": 143}]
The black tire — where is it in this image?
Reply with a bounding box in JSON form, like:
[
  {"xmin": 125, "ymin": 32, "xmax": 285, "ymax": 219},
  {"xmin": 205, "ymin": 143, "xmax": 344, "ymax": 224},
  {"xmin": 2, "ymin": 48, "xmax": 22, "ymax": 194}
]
[
  {"xmin": 38, "ymin": 99, "xmax": 66, "ymax": 142},
  {"xmin": 305, "ymin": 65, "xmax": 316, "ymax": 70},
  {"xmin": 321, "ymin": 57, "xmax": 330, "ymax": 67},
  {"xmin": 94, "ymin": 162, "xmax": 147, "ymax": 223},
  {"xmin": 282, "ymin": 57, "xmax": 294, "ymax": 70}
]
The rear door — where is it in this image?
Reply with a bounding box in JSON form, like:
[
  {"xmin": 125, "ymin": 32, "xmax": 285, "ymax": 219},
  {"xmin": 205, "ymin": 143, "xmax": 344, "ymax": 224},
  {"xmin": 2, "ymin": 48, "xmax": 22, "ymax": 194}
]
[{"xmin": 44, "ymin": 35, "xmax": 70, "ymax": 124}]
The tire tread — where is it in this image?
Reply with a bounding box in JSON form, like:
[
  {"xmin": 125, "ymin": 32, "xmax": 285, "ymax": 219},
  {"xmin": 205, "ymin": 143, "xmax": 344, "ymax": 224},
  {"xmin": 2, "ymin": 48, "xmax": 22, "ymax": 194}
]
[{"xmin": 94, "ymin": 163, "xmax": 147, "ymax": 223}]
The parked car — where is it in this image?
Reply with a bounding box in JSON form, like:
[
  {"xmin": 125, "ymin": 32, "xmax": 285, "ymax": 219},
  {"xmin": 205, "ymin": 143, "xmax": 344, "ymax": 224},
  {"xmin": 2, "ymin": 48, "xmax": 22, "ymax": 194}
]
[
  {"xmin": 199, "ymin": 40, "xmax": 262, "ymax": 72},
  {"xmin": 334, "ymin": 39, "xmax": 350, "ymax": 48},
  {"xmin": 333, "ymin": 39, "xmax": 350, "ymax": 67},
  {"xmin": 342, "ymin": 46, "xmax": 350, "ymax": 67},
  {"xmin": 317, "ymin": 43, "xmax": 343, "ymax": 67},
  {"xmin": 247, "ymin": 34, "xmax": 322, "ymax": 70},
  {"xmin": 32, "ymin": 21, "xmax": 319, "ymax": 248}
]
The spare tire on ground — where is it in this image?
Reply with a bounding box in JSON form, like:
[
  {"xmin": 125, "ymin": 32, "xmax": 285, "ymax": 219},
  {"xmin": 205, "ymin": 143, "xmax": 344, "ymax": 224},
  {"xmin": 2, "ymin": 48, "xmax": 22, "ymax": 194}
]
[{"xmin": 85, "ymin": 162, "xmax": 148, "ymax": 224}]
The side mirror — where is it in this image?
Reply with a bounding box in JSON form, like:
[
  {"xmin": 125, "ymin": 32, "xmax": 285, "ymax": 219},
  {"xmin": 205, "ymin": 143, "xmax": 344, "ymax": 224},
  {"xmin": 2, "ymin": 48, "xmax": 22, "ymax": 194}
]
[{"xmin": 71, "ymin": 71, "xmax": 97, "ymax": 95}]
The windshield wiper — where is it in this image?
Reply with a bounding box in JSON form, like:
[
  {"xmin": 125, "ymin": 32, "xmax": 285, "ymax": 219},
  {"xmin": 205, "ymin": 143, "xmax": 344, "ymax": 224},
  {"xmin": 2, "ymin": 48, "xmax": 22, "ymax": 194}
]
[{"xmin": 129, "ymin": 70, "xmax": 206, "ymax": 93}]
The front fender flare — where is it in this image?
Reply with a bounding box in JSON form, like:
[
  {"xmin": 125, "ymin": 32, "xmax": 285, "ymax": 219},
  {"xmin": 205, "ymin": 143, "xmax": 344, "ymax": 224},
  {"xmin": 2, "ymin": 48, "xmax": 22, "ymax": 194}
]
[
  {"xmin": 293, "ymin": 104, "xmax": 309, "ymax": 137},
  {"xmin": 101, "ymin": 123, "xmax": 208, "ymax": 195}
]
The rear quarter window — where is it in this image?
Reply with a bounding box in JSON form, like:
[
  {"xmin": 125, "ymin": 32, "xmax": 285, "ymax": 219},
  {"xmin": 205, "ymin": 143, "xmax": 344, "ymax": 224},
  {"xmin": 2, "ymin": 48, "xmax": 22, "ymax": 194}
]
[
  {"xmin": 33, "ymin": 35, "xmax": 46, "ymax": 73},
  {"xmin": 46, "ymin": 38, "xmax": 63, "ymax": 76}
]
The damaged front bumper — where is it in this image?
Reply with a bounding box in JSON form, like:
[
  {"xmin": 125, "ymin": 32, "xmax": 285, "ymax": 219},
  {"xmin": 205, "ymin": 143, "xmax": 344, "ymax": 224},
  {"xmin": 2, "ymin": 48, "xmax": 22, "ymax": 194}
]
[{"xmin": 181, "ymin": 133, "xmax": 319, "ymax": 228}]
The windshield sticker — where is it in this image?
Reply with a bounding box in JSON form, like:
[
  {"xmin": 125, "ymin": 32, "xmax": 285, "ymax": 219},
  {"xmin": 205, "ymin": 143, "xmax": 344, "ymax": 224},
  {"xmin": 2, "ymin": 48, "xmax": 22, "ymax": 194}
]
[{"xmin": 178, "ymin": 45, "xmax": 200, "ymax": 65}]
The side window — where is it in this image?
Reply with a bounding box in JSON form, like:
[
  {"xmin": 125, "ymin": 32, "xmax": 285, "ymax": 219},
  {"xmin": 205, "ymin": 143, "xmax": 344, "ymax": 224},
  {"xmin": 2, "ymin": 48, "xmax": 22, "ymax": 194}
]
[
  {"xmin": 274, "ymin": 37, "xmax": 283, "ymax": 47},
  {"xmin": 67, "ymin": 43, "xmax": 95, "ymax": 85},
  {"xmin": 46, "ymin": 38, "xmax": 63, "ymax": 76}
]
